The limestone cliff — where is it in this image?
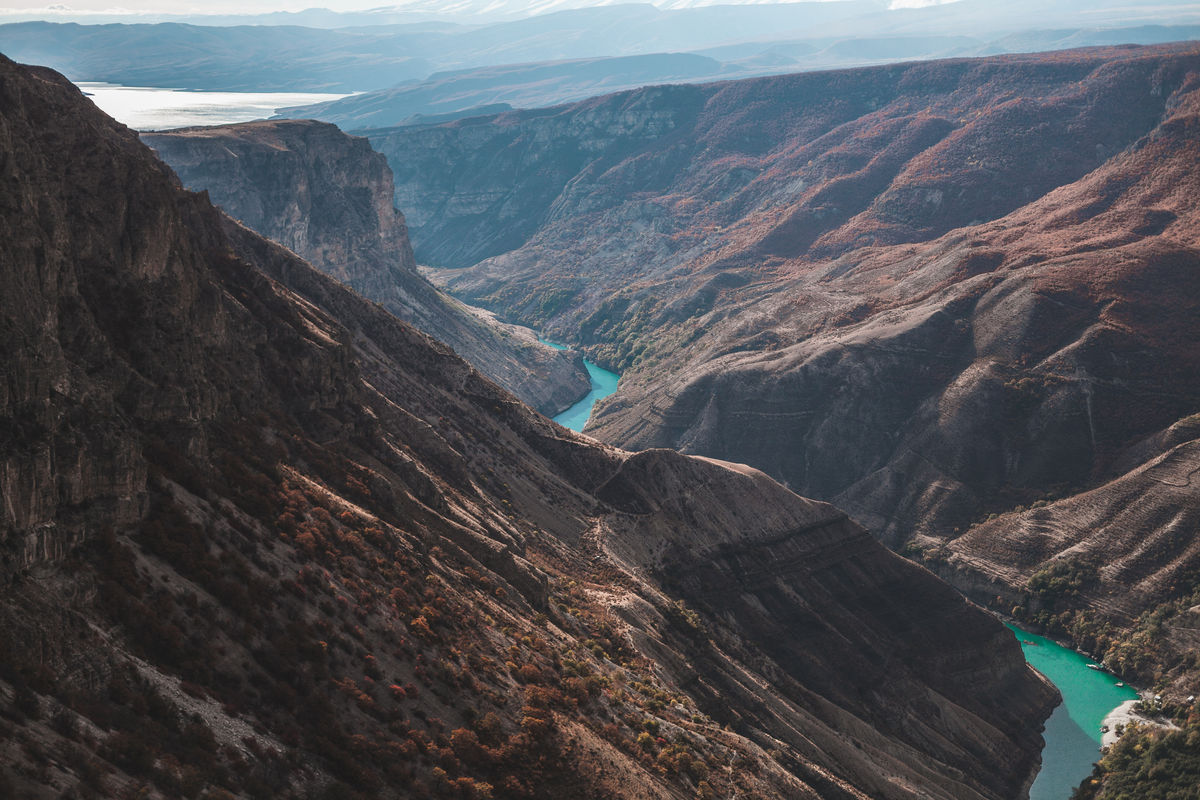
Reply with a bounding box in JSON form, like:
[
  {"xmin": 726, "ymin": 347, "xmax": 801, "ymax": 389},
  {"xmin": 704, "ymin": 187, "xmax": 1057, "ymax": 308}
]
[
  {"xmin": 142, "ymin": 120, "xmax": 589, "ymax": 417},
  {"xmin": 0, "ymin": 56, "xmax": 1053, "ymax": 800}
]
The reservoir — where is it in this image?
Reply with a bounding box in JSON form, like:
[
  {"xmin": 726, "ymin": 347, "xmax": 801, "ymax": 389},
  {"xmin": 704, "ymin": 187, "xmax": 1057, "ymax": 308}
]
[
  {"xmin": 1006, "ymin": 623, "xmax": 1138, "ymax": 800},
  {"xmin": 540, "ymin": 340, "xmax": 620, "ymax": 432},
  {"xmin": 75, "ymin": 82, "xmax": 349, "ymax": 130}
]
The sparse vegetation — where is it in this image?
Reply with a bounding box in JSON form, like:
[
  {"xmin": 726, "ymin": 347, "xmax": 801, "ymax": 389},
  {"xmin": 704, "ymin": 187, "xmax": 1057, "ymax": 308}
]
[{"xmin": 1072, "ymin": 717, "xmax": 1200, "ymax": 800}]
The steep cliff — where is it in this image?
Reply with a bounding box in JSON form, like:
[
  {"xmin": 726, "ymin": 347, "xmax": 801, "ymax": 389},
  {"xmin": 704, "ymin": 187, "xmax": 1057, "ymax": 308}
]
[
  {"xmin": 142, "ymin": 120, "xmax": 589, "ymax": 417},
  {"xmin": 939, "ymin": 412, "xmax": 1200, "ymax": 700},
  {"xmin": 0, "ymin": 57, "xmax": 1053, "ymax": 800}
]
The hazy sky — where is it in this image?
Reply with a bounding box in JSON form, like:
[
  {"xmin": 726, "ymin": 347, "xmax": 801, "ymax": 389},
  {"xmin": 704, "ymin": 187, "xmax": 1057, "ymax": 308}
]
[
  {"xmin": 1, "ymin": 0, "xmax": 952, "ymax": 18},
  {"xmin": 1, "ymin": 1, "xmax": 319, "ymax": 12}
]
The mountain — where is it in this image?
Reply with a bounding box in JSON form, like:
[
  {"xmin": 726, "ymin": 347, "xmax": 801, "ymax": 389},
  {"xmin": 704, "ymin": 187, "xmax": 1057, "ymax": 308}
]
[
  {"xmin": 0, "ymin": 55, "xmax": 1054, "ymax": 800},
  {"xmin": 382, "ymin": 41, "xmax": 1200, "ymax": 527},
  {"xmin": 5, "ymin": 1, "xmax": 1199, "ymax": 96},
  {"xmin": 0, "ymin": 21, "xmax": 436, "ymax": 92},
  {"xmin": 141, "ymin": 120, "xmax": 589, "ymax": 416},
  {"xmin": 272, "ymin": 24, "xmax": 1200, "ymax": 132},
  {"xmin": 0, "ymin": 7, "xmax": 881, "ymax": 92},
  {"xmin": 378, "ymin": 42, "xmax": 1200, "ymax": 699}
]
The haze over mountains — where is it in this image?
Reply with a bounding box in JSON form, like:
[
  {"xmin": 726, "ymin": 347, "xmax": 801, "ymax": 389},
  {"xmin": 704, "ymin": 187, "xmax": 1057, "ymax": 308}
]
[
  {"xmin": 2, "ymin": 0, "xmax": 1199, "ymax": 127},
  {"xmin": 9, "ymin": 0, "xmax": 1200, "ymax": 29}
]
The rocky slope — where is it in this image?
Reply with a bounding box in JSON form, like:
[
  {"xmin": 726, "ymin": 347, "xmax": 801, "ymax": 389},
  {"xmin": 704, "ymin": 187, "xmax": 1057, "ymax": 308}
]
[
  {"xmin": 142, "ymin": 120, "xmax": 589, "ymax": 417},
  {"xmin": 0, "ymin": 56, "xmax": 1053, "ymax": 800}
]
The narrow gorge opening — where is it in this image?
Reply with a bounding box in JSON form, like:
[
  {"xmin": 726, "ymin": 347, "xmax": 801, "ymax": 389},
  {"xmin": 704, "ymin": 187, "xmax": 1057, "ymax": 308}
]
[{"xmin": 540, "ymin": 339, "xmax": 621, "ymax": 432}]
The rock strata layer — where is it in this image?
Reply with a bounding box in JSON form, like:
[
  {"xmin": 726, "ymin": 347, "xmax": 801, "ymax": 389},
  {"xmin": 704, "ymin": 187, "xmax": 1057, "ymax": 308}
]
[{"xmin": 370, "ymin": 42, "xmax": 1200, "ymax": 719}]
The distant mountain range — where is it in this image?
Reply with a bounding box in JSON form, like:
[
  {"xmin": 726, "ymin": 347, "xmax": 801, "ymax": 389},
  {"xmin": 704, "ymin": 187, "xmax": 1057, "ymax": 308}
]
[
  {"xmin": 3, "ymin": 1, "xmax": 1200, "ymax": 97},
  {"xmin": 7, "ymin": 0, "xmax": 1200, "ymax": 29},
  {"xmin": 281, "ymin": 23, "xmax": 1200, "ymax": 129}
]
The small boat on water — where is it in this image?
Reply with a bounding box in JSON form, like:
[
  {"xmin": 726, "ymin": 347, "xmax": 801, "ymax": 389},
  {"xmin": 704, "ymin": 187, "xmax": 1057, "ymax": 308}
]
[
  {"xmin": 1086, "ymin": 663, "xmax": 1102, "ymax": 670},
  {"xmin": 1022, "ymin": 639, "xmax": 1038, "ymax": 645},
  {"xmin": 1116, "ymin": 682, "xmax": 1124, "ymax": 687}
]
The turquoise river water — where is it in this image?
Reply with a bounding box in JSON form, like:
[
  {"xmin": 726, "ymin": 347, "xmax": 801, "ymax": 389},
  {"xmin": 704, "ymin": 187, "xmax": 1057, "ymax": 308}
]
[
  {"xmin": 538, "ymin": 340, "xmax": 1131, "ymax": 798},
  {"xmin": 1006, "ymin": 623, "xmax": 1138, "ymax": 799},
  {"xmin": 540, "ymin": 340, "xmax": 620, "ymax": 432}
]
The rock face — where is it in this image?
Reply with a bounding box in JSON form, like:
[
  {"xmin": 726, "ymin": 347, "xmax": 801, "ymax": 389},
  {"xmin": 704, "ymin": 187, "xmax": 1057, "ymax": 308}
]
[
  {"xmin": 142, "ymin": 120, "xmax": 589, "ymax": 417},
  {"xmin": 0, "ymin": 57, "xmax": 1053, "ymax": 800}
]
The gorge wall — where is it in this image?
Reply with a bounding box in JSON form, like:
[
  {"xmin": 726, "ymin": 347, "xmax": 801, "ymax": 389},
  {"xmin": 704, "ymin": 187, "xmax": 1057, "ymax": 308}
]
[
  {"xmin": 0, "ymin": 56, "xmax": 1054, "ymax": 800},
  {"xmin": 142, "ymin": 120, "xmax": 590, "ymax": 417}
]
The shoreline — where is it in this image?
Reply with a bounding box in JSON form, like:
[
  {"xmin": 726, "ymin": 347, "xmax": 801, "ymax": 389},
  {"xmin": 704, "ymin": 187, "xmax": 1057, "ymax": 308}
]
[{"xmin": 1101, "ymin": 699, "xmax": 1179, "ymax": 748}]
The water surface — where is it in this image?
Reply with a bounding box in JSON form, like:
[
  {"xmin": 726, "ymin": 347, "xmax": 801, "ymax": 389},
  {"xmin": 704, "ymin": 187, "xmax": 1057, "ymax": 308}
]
[
  {"xmin": 76, "ymin": 83, "xmax": 349, "ymax": 130},
  {"xmin": 541, "ymin": 340, "xmax": 620, "ymax": 432},
  {"xmin": 1006, "ymin": 623, "xmax": 1137, "ymax": 799}
]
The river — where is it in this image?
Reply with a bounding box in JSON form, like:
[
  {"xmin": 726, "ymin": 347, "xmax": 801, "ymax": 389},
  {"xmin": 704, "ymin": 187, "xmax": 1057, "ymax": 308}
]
[
  {"xmin": 1006, "ymin": 623, "xmax": 1138, "ymax": 799},
  {"xmin": 540, "ymin": 340, "xmax": 620, "ymax": 432},
  {"xmin": 536, "ymin": 341, "xmax": 1131, "ymax": 797}
]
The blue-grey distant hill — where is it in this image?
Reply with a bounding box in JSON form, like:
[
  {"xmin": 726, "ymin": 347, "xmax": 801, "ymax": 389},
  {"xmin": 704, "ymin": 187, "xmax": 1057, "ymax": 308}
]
[
  {"xmin": 275, "ymin": 53, "xmax": 733, "ymax": 130},
  {"xmin": 1, "ymin": 1, "xmax": 1197, "ymax": 98},
  {"xmin": 0, "ymin": 21, "xmax": 434, "ymax": 91},
  {"xmin": 276, "ymin": 25, "xmax": 1200, "ymax": 130},
  {"xmin": 0, "ymin": 4, "xmax": 880, "ymax": 91}
]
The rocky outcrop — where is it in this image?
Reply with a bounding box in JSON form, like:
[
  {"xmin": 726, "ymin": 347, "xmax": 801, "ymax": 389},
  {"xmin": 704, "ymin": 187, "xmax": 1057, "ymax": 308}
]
[
  {"xmin": 0, "ymin": 56, "xmax": 1053, "ymax": 800},
  {"xmin": 595, "ymin": 450, "xmax": 1053, "ymax": 800},
  {"xmin": 143, "ymin": 120, "xmax": 589, "ymax": 416}
]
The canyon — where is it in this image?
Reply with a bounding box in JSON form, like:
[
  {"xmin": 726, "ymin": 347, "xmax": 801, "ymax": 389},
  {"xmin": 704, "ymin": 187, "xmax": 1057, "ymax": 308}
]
[
  {"xmin": 0, "ymin": 55, "xmax": 1055, "ymax": 800},
  {"xmin": 378, "ymin": 43, "xmax": 1200, "ymax": 698}
]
